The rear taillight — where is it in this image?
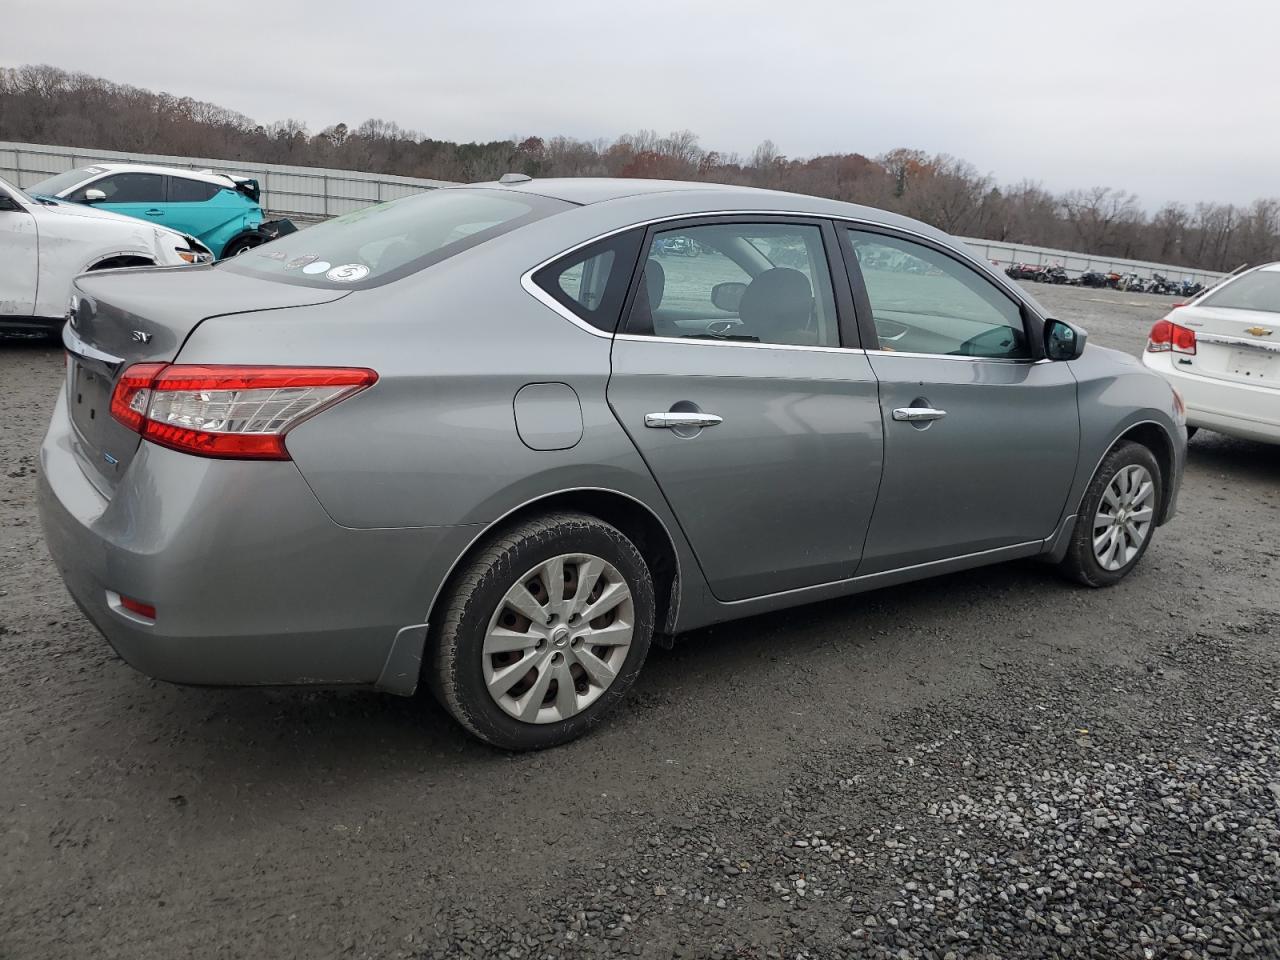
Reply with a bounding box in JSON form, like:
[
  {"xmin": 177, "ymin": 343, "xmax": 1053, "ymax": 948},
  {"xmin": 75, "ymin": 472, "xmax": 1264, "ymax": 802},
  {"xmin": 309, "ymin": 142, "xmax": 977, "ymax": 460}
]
[
  {"xmin": 110, "ymin": 364, "xmax": 377, "ymax": 460},
  {"xmin": 1147, "ymin": 318, "xmax": 1197, "ymax": 356}
]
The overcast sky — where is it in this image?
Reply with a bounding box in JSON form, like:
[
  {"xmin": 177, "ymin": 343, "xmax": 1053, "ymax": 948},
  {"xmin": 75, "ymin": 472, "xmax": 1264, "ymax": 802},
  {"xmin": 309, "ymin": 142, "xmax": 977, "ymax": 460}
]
[{"xmin": 3, "ymin": 0, "xmax": 1274, "ymax": 208}]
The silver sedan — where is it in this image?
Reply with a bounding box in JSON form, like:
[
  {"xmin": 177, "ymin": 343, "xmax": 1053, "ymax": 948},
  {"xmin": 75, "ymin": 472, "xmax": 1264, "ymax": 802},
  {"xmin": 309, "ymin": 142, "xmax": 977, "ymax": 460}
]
[{"xmin": 38, "ymin": 177, "xmax": 1186, "ymax": 749}]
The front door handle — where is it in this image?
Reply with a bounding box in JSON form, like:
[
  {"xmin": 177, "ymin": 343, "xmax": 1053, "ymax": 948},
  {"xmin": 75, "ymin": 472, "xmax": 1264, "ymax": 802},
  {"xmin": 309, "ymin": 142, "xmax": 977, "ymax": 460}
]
[
  {"xmin": 644, "ymin": 412, "xmax": 723, "ymax": 429},
  {"xmin": 892, "ymin": 407, "xmax": 947, "ymax": 423},
  {"xmin": 144, "ymin": 208, "xmax": 164, "ymax": 217}
]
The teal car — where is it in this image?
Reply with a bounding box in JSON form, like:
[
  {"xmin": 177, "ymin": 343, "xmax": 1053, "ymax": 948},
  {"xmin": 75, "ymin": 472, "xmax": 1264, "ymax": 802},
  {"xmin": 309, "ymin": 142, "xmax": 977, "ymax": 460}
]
[{"xmin": 26, "ymin": 164, "xmax": 292, "ymax": 259}]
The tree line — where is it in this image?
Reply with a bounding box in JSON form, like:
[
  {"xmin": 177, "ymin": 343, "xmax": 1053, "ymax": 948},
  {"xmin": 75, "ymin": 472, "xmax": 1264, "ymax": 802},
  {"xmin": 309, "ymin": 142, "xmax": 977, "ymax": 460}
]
[{"xmin": 3, "ymin": 64, "xmax": 1276, "ymax": 272}]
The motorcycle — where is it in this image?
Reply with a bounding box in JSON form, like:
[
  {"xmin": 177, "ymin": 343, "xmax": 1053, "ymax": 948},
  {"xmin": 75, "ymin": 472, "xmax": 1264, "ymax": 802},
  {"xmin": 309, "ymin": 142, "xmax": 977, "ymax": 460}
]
[
  {"xmin": 655, "ymin": 236, "xmax": 700, "ymax": 257},
  {"xmin": 1078, "ymin": 271, "xmax": 1109, "ymax": 288},
  {"xmin": 1005, "ymin": 263, "xmax": 1043, "ymax": 281}
]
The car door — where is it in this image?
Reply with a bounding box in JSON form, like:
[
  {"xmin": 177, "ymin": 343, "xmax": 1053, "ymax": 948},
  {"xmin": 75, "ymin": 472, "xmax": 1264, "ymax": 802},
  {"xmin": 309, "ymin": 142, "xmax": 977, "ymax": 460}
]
[
  {"xmin": 72, "ymin": 172, "xmax": 167, "ymax": 226},
  {"xmin": 841, "ymin": 227, "xmax": 1079, "ymax": 574},
  {"xmin": 604, "ymin": 217, "xmax": 884, "ymax": 602},
  {"xmin": 0, "ymin": 187, "xmax": 39, "ymax": 316}
]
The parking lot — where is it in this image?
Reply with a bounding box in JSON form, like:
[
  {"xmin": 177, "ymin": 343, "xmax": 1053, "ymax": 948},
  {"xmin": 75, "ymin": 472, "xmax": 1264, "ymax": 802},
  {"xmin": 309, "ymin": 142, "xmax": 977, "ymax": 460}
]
[{"xmin": 2, "ymin": 283, "xmax": 1278, "ymax": 959}]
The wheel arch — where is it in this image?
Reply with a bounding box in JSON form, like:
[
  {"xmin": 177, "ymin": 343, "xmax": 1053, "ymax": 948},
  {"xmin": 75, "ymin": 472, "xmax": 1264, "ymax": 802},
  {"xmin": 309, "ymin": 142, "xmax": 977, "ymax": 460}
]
[
  {"xmin": 218, "ymin": 228, "xmax": 265, "ymax": 259},
  {"xmin": 84, "ymin": 253, "xmax": 155, "ymax": 271},
  {"xmin": 426, "ymin": 487, "xmax": 683, "ymax": 641},
  {"xmin": 1115, "ymin": 422, "xmax": 1175, "ymax": 521}
]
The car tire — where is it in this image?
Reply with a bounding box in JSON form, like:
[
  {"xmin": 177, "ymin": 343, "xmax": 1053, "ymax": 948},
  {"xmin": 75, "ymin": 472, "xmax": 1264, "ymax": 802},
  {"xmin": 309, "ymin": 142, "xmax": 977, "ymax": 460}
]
[
  {"xmin": 428, "ymin": 511, "xmax": 655, "ymax": 751},
  {"xmin": 221, "ymin": 234, "xmax": 264, "ymax": 259},
  {"xmin": 1059, "ymin": 441, "xmax": 1163, "ymax": 588}
]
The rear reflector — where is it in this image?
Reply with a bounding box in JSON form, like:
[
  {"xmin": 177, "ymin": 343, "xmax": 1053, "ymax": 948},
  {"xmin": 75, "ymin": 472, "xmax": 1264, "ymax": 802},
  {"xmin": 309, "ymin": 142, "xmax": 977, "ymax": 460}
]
[
  {"xmin": 119, "ymin": 595, "xmax": 157, "ymax": 620},
  {"xmin": 110, "ymin": 364, "xmax": 377, "ymax": 460},
  {"xmin": 1147, "ymin": 318, "xmax": 1197, "ymax": 356}
]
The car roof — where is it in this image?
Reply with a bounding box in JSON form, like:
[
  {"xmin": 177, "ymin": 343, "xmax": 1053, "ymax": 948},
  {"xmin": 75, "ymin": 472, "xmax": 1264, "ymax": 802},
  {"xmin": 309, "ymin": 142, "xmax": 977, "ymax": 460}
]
[
  {"xmin": 465, "ymin": 176, "xmax": 958, "ymax": 246},
  {"xmin": 77, "ymin": 163, "xmax": 239, "ymax": 188}
]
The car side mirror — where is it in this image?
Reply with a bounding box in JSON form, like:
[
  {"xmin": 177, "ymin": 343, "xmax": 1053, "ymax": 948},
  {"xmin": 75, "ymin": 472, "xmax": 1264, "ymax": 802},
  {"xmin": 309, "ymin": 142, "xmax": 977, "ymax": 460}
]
[
  {"xmin": 711, "ymin": 281, "xmax": 746, "ymax": 313},
  {"xmin": 1044, "ymin": 317, "xmax": 1087, "ymax": 361},
  {"xmin": 83, "ymin": 188, "xmax": 106, "ymax": 203}
]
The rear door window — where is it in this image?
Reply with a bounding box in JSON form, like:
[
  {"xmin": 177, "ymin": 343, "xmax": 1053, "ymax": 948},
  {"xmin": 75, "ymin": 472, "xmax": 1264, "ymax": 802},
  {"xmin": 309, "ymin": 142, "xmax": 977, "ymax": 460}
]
[
  {"xmin": 168, "ymin": 177, "xmax": 222, "ymax": 203},
  {"xmin": 220, "ymin": 188, "xmax": 570, "ymax": 289}
]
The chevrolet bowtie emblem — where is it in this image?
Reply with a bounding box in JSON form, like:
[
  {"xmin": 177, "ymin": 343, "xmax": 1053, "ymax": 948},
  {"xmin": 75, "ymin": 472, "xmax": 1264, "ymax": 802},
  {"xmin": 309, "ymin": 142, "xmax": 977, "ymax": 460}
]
[{"xmin": 1245, "ymin": 326, "xmax": 1273, "ymax": 337}]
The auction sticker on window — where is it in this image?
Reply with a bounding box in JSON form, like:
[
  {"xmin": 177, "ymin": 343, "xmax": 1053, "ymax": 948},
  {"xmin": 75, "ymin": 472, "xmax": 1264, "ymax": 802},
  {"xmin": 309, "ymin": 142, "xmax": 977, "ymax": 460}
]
[
  {"xmin": 326, "ymin": 263, "xmax": 370, "ymax": 283},
  {"xmin": 301, "ymin": 260, "xmax": 332, "ymax": 275}
]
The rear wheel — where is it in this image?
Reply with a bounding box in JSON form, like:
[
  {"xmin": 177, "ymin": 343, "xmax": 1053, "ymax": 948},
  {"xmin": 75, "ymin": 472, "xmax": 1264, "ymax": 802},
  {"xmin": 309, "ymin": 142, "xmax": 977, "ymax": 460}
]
[
  {"xmin": 429, "ymin": 512, "xmax": 655, "ymax": 750},
  {"xmin": 221, "ymin": 234, "xmax": 264, "ymax": 259},
  {"xmin": 1059, "ymin": 441, "xmax": 1162, "ymax": 587}
]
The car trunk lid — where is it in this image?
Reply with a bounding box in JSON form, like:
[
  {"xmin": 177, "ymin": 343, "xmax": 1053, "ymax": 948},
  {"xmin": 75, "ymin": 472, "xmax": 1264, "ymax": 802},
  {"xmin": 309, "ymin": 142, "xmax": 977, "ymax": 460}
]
[
  {"xmin": 64, "ymin": 264, "xmax": 348, "ymax": 496},
  {"xmin": 1172, "ymin": 304, "xmax": 1280, "ymax": 389}
]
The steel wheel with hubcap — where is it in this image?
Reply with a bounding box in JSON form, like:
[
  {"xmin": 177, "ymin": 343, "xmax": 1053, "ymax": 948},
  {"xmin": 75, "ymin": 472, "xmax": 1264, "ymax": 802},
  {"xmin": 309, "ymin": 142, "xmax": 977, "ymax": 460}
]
[
  {"xmin": 1060, "ymin": 440, "xmax": 1163, "ymax": 587},
  {"xmin": 429, "ymin": 512, "xmax": 655, "ymax": 750},
  {"xmin": 1091, "ymin": 464, "xmax": 1155, "ymax": 571},
  {"xmin": 483, "ymin": 553, "xmax": 635, "ymax": 724}
]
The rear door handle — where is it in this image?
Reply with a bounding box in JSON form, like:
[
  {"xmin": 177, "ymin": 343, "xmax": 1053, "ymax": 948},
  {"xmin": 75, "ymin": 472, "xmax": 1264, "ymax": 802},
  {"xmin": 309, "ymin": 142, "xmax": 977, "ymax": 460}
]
[
  {"xmin": 144, "ymin": 208, "xmax": 164, "ymax": 216},
  {"xmin": 892, "ymin": 407, "xmax": 947, "ymax": 422},
  {"xmin": 644, "ymin": 412, "xmax": 723, "ymax": 429}
]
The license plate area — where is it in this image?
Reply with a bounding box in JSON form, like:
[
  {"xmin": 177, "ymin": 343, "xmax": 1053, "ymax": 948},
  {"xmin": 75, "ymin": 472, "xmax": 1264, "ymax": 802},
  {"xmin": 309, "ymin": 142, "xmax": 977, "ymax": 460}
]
[
  {"xmin": 1227, "ymin": 347, "xmax": 1277, "ymax": 383},
  {"xmin": 70, "ymin": 360, "xmax": 111, "ymax": 442}
]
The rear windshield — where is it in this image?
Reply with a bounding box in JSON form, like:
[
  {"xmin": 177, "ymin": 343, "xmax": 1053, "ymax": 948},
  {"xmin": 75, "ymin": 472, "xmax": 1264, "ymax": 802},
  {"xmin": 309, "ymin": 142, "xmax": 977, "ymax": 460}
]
[
  {"xmin": 1199, "ymin": 268, "xmax": 1280, "ymax": 314},
  {"xmin": 27, "ymin": 166, "xmax": 106, "ymax": 197},
  {"xmin": 220, "ymin": 188, "xmax": 570, "ymax": 289}
]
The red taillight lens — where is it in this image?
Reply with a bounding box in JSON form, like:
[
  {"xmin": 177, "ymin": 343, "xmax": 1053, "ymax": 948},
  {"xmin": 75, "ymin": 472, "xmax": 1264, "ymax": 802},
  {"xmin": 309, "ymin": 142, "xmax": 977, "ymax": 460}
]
[
  {"xmin": 110, "ymin": 364, "xmax": 378, "ymax": 460},
  {"xmin": 1147, "ymin": 318, "xmax": 1196, "ymax": 355}
]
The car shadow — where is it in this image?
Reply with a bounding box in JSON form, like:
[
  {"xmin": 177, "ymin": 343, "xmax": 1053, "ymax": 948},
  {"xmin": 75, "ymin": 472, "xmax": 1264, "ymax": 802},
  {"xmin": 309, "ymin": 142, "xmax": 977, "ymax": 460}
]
[
  {"xmin": 1187, "ymin": 429, "xmax": 1280, "ymax": 477},
  {"xmin": 103, "ymin": 555, "xmax": 1085, "ymax": 791}
]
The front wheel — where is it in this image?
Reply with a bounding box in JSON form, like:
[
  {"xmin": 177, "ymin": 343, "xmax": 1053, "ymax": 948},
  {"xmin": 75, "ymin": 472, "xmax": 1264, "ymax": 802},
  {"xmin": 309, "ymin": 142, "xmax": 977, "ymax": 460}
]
[
  {"xmin": 1059, "ymin": 441, "xmax": 1163, "ymax": 587},
  {"xmin": 428, "ymin": 512, "xmax": 655, "ymax": 750}
]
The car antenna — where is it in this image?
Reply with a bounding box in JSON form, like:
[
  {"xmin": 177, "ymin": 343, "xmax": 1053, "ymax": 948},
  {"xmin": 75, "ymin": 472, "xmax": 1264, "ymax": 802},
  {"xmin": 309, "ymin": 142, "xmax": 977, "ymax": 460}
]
[{"xmin": 499, "ymin": 173, "xmax": 532, "ymax": 184}]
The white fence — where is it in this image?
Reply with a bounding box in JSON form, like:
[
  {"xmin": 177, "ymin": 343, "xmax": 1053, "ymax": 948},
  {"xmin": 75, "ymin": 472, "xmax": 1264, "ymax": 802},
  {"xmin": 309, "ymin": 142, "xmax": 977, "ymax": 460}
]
[
  {"xmin": 0, "ymin": 140, "xmax": 454, "ymax": 221},
  {"xmin": 1, "ymin": 140, "xmax": 1231, "ymax": 285},
  {"xmin": 961, "ymin": 236, "xmax": 1226, "ymax": 287}
]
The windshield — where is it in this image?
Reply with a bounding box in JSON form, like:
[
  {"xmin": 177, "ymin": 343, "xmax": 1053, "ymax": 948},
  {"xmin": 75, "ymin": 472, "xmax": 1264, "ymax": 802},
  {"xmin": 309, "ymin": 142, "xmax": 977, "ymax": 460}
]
[
  {"xmin": 1199, "ymin": 268, "xmax": 1280, "ymax": 314},
  {"xmin": 220, "ymin": 188, "xmax": 570, "ymax": 289},
  {"xmin": 26, "ymin": 166, "xmax": 106, "ymax": 197}
]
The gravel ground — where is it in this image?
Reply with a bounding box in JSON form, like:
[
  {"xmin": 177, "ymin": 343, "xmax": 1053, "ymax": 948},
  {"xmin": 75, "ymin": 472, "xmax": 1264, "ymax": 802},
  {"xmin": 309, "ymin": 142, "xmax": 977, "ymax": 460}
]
[{"xmin": 2, "ymin": 284, "xmax": 1279, "ymax": 960}]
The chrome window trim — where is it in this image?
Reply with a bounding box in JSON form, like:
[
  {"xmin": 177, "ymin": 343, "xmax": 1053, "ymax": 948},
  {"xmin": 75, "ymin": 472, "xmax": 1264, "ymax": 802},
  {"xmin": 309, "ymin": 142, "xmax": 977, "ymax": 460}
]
[
  {"xmin": 614, "ymin": 333, "xmax": 864, "ymax": 355},
  {"xmin": 864, "ymin": 348, "xmax": 1050, "ymax": 365},
  {"xmin": 520, "ymin": 209, "xmax": 1044, "ymax": 344}
]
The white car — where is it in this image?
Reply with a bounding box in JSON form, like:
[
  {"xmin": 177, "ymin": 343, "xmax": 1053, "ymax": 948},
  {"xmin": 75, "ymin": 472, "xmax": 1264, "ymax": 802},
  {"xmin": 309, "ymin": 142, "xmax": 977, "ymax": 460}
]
[
  {"xmin": 1142, "ymin": 263, "xmax": 1280, "ymax": 444},
  {"xmin": 0, "ymin": 175, "xmax": 210, "ymax": 336}
]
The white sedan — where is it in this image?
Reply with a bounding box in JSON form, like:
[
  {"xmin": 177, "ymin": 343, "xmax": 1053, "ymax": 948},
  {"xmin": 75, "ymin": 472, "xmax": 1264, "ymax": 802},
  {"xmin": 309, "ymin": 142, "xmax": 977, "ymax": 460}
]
[
  {"xmin": 0, "ymin": 175, "xmax": 210, "ymax": 336},
  {"xmin": 1142, "ymin": 263, "xmax": 1280, "ymax": 444}
]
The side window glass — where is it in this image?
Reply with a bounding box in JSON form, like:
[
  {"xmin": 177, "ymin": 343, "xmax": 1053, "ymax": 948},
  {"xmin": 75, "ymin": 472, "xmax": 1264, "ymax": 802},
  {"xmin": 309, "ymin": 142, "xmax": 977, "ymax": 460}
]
[
  {"xmin": 532, "ymin": 230, "xmax": 642, "ymax": 332},
  {"xmin": 848, "ymin": 230, "xmax": 1029, "ymax": 359},
  {"xmin": 73, "ymin": 173, "xmax": 166, "ymax": 204},
  {"xmin": 626, "ymin": 222, "xmax": 839, "ymax": 347},
  {"xmin": 169, "ymin": 178, "xmax": 220, "ymax": 202}
]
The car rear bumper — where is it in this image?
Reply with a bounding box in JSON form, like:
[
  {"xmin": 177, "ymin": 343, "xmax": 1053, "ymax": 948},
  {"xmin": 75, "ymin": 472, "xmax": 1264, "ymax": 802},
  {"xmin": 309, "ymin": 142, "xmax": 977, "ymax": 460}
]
[
  {"xmin": 0, "ymin": 316, "xmax": 63, "ymax": 335},
  {"xmin": 37, "ymin": 391, "xmax": 474, "ymax": 694},
  {"xmin": 1142, "ymin": 352, "xmax": 1280, "ymax": 444}
]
